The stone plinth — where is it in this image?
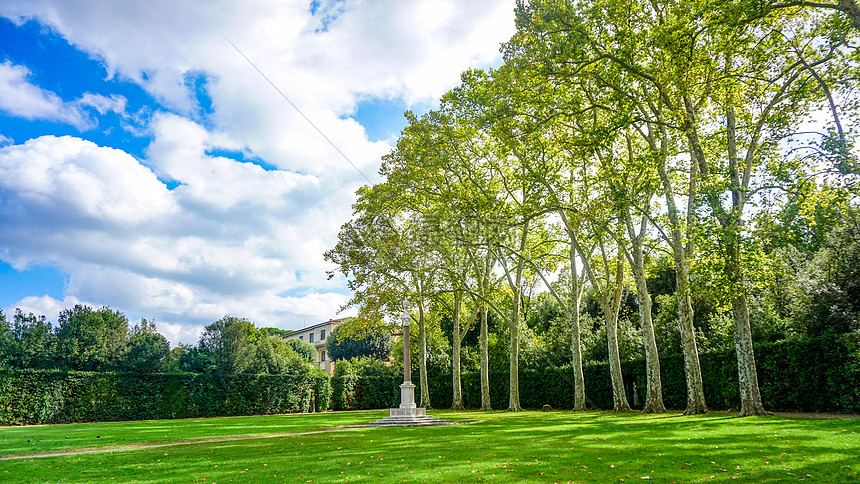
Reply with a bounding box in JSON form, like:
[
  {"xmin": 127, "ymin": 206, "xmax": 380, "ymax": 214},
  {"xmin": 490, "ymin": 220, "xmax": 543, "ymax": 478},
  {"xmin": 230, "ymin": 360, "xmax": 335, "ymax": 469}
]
[
  {"xmin": 362, "ymin": 381, "xmax": 449, "ymax": 427},
  {"xmin": 398, "ymin": 381, "xmax": 417, "ymax": 409}
]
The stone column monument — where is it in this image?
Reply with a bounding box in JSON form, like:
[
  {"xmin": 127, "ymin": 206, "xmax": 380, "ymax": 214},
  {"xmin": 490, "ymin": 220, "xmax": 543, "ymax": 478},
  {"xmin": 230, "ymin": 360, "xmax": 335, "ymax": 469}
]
[{"xmin": 369, "ymin": 310, "xmax": 445, "ymax": 426}]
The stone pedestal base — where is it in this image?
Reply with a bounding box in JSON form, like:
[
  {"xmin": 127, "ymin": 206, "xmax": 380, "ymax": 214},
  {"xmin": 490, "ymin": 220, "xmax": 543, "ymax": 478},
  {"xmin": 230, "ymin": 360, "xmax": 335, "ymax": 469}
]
[
  {"xmin": 389, "ymin": 406, "xmax": 425, "ymax": 418},
  {"xmin": 365, "ymin": 381, "xmax": 448, "ymax": 427}
]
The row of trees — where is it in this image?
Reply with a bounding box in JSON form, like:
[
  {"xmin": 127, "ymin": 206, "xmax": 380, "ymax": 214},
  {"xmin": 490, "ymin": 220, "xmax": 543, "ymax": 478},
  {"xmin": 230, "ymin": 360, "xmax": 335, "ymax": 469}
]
[
  {"xmin": 0, "ymin": 306, "xmax": 319, "ymax": 375},
  {"xmin": 326, "ymin": 0, "xmax": 859, "ymax": 416}
]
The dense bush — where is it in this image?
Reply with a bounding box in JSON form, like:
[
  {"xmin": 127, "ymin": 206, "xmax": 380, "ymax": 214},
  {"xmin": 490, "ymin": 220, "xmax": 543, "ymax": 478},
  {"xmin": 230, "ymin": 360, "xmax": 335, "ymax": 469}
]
[
  {"xmin": 423, "ymin": 333, "xmax": 860, "ymax": 414},
  {"xmin": 0, "ymin": 368, "xmax": 330, "ymax": 426},
  {"xmin": 326, "ymin": 320, "xmax": 393, "ymax": 362},
  {"xmin": 329, "ymin": 357, "xmax": 399, "ymax": 410},
  {"xmin": 2, "ymin": 334, "xmax": 856, "ymax": 424}
]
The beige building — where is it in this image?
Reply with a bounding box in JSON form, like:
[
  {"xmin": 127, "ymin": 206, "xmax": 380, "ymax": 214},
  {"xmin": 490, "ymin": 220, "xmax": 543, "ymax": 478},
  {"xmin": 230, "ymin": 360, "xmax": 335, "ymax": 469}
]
[{"xmin": 283, "ymin": 317, "xmax": 349, "ymax": 375}]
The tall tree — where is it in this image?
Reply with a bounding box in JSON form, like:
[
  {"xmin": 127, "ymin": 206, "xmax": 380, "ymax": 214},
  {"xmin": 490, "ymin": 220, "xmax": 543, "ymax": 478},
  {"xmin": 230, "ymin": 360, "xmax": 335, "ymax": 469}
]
[
  {"xmin": 511, "ymin": 0, "xmax": 711, "ymax": 414},
  {"xmin": 119, "ymin": 318, "xmax": 170, "ymax": 373},
  {"xmin": 199, "ymin": 315, "xmax": 258, "ymax": 375},
  {"xmin": 326, "ymin": 180, "xmax": 440, "ymax": 408},
  {"xmin": 55, "ymin": 305, "xmax": 129, "ymax": 371}
]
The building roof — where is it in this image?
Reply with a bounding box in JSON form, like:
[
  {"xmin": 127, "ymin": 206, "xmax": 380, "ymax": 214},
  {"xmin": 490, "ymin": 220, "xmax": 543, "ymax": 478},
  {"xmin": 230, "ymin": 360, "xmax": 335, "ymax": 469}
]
[{"xmin": 287, "ymin": 317, "xmax": 351, "ymax": 334}]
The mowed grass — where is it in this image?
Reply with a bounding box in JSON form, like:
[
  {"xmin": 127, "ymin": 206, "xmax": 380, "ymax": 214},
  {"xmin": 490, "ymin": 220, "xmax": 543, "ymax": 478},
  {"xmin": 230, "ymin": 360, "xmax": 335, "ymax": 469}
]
[{"xmin": 1, "ymin": 410, "xmax": 858, "ymax": 483}]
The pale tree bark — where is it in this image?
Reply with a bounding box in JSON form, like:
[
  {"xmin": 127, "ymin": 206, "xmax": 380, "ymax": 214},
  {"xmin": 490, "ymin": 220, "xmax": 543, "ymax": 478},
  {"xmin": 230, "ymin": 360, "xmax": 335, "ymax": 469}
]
[
  {"xmin": 451, "ymin": 291, "xmax": 464, "ymax": 410},
  {"xmin": 480, "ymin": 304, "xmax": 491, "ymax": 410},
  {"xmin": 623, "ymin": 209, "xmax": 666, "ymax": 413},
  {"xmin": 417, "ymin": 299, "xmax": 431, "ymax": 409},
  {"xmin": 675, "ymin": 245, "xmax": 708, "ymax": 415},
  {"xmin": 571, "ymin": 232, "xmax": 632, "ymax": 412},
  {"xmin": 722, "ymin": 89, "xmax": 768, "ymax": 416},
  {"xmin": 569, "ymin": 244, "xmax": 587, "ymax": 411},
  {"xmin": 479, "ymin": 251, "xmax": 492, "ymax": 411},
  {"xmin": 450, "ymin": 290, "xmax": 477, "ymax": 411},
  {"xmin": 772, "ymin": 0, "xmax": 860, "ymax": 28},
  {"xmin": 729, "ymin": 242, "xmax": 767, "ymax": 416},
  {"xmin": 657, "ymin": 145, "xmax": 708, "ymax": 415},
  {"xmin": 605, "ymin": 254, "xmax": 632, "ymax": 412},
  {"xmin": 506, "ymin": 220, "xmax": 529, "ymax": 412}
]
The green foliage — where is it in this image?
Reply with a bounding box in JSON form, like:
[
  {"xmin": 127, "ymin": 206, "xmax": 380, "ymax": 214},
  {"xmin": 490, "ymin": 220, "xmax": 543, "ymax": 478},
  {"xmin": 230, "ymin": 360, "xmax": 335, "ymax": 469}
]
[
  {"xmin": 390, "ymin": 321, "xmax": 451, "ymax": 376},
  {"xmin": 176, "ymin": 345, "xmax": 215, "ymax": 373},
  {"xmin": 0, "ymin": 310, "xmax": 13, "ymax": 369},
  {"xmin": 525, "ymin": 293, "xmax": 566, "ymax": 333},
  {"xmin": 54, "ymin": 305, "xmax": 129, "ymax": 371},
  {"xmin": 793, "ymin": 210, "xmax": 860, "ymax": 334},
  {"xmin": 285, "ymin": 338, "xmax": 316, "ymax": 363},
  {"xmin": 583, "ymin": 315, "xmax": 644, "ymax": 363},
  {"xmin": 326, "ymin": 320, "xmax": 393, "ymax": 361},
  {"xmin": 0, "ymin": 367, "xmax": 330, "ymax": 425},
  {"xmin": 260, "ymin": 327, "xmax": 293, "ymax": 337},
  {"xmin": 329, "ymin": 357, "xmax": 399, "ymax": 411},
  {"xmin": 433, "ymin": 334, "xmax": 860, "ymax": 413},
  {"xmin": 117, "ymin": 319, "xmax": 170, "ymax": 373},
  {"xmin": 199, "ymin": 315, "xmax": 258, "ymax": 375},
  {"xmin": 11, "ymin": 310, "xmax": 55, "ymax": 369}
]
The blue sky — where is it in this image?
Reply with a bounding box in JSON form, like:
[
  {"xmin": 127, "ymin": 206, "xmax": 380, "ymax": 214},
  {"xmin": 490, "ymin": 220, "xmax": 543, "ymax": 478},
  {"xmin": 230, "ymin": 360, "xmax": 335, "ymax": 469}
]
[{"xmin": 0, "ymin": 1, "xmax": 515, "ymax": 344}]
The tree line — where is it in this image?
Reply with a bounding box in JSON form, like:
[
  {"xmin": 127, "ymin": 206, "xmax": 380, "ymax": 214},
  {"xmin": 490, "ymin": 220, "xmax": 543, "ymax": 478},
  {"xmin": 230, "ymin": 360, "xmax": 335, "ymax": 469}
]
[
  {"xmin": 325, "ymin": 0, "xmax": 859, "ymax": 416},
  {"xmin": 0, "ymin": 306, "xmax": 319, "ymax": 375}
]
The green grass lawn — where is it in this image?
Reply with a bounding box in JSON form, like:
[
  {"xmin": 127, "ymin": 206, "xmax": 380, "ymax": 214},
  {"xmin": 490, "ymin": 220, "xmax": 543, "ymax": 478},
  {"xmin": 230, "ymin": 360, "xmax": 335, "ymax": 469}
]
[{"xmin": 1, "ymin": 410, "xmax": 857, "ymax": 483}]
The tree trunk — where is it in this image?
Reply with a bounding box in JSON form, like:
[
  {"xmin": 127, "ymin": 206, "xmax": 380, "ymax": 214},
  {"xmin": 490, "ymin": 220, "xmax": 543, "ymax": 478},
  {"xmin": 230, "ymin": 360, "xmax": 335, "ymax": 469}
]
[
  {"xmin": 628, "ymin": 220, "xmax": 666, "ymax": 413},
  {"xmin": 508, "ymin": 222, "xmax": 528, "ymax": 412},
  {"xmin": 676, "ymin": 258, "xmax": 708, "ymax": 414},
  {"xmin": 606, "ymin": 255, "xmax": 632, "ymax": 412},
  {"xmin": 657, "ymin": 145, "xmax": 708, "ymax": 415},
  {"xmin": 838, "ymin": 0, "xmax": 860, "ymax": 28},
  {"xmin": 479, "ymin": 249, "xmax": 492, "ymax": 411},
  {"xmin": 722, "ymin": 86, "xmax": 768, "ymax": 417},
  {"xmin": 451, "ymin": 291, "xmax": 465, "ymax": 410},
  {"xmin": 727, "ymin": 227, "xmax": 768, "ymax": 416},
  {"xmin": 418, "ymin": 300, "xmax": 431, "ymax": 409},
  {"xmin": 480, "ymin": 304, "xmax": 491, "ymax": 411},
  {"xmin": 569, "ymin": 243, "xmax": 586, "ymax": 411}
]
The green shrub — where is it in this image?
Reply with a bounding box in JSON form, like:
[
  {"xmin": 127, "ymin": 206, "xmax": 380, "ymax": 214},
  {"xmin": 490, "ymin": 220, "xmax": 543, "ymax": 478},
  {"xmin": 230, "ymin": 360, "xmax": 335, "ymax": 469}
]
[
  {"xmin": 0, "ymin": 368, "xmax": 329, "ymax": 425},
  {"xmin": 330, "ymin": 357, "xmax": 399, "ymax": 410},
  {"xmin": 426, "ymin": 334, "xmax": 859, "ymax": 413}
]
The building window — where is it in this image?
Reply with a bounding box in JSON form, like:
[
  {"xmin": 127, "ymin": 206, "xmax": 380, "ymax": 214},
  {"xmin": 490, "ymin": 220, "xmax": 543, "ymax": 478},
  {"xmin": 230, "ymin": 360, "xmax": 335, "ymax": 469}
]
[
  {"xmin": 321, "ymin": 329, "xmax": 326, "ymax": 340},
  {"xmin": 321, "ymin": 351, "xmax": 326, "ymax": 362},
  {"xmin": 299, "ymin": 335, "xmax": 303, "ymax": 341},
  {"xmin": 310, "ymin": 332, "xmax": 314, "ymax": 343}
]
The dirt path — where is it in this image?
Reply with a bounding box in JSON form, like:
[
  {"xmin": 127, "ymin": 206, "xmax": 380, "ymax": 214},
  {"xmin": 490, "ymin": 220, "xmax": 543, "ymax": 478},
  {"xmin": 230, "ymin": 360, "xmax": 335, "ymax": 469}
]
[
  {"xmin": 0, "ymin": 428, "xmax": 339, "ymax": 461},
  {"xmin": 771, "ymin": 411, "xmax": 860, "ymax": 420},
  {"xmin": 1, "ymin": 420, "xmax": 479, "ymax": 461}
]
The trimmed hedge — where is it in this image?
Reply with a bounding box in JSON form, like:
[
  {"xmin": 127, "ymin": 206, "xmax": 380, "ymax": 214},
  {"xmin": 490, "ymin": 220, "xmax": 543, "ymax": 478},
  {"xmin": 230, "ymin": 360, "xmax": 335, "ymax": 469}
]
[
  {"xmin": 330, "ymin": 375, "xmax": 400, "ymax": 410},
  {"xmin": 422, "ymin": 334, "xmax": 860, "ymax": 413},
  {"xmin": 0, "ymin": 369, "xmax": 330, "ymax": 426},
  {"xmin": 2, "ymin": 334, "xmax": 856, "ymax": 423}
]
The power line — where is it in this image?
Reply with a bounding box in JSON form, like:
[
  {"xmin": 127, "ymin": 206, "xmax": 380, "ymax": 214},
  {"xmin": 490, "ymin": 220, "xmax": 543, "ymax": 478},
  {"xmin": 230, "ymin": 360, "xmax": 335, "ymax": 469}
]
[{"xmin": 222, "ymin": 34, "xmax": 374, "ymax": 185}]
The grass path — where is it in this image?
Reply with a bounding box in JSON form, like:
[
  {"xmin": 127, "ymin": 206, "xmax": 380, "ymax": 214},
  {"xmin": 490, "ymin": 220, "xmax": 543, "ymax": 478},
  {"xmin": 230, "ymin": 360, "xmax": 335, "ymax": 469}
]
[
  {"xmin": 0, "ymin": 428, "xmax": 343, "ymax": 461},
  {"xmin": 1, "ymin": 410, "xmax": 858, "ymax": 482}
]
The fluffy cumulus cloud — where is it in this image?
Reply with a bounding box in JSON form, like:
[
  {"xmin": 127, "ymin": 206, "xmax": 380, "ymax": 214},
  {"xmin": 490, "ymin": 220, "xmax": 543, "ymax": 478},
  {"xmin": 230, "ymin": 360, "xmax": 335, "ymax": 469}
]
[
  {"xmin": 0, "ymin": 0, "xmax": 516, "ymax": 344},
  {"xmin": 0, "ymin": 60, "xmax": 119, "ymax": 130},
  {"xmin": 0, "ymin": 129, "xmax": 356, "ymax": 338}
]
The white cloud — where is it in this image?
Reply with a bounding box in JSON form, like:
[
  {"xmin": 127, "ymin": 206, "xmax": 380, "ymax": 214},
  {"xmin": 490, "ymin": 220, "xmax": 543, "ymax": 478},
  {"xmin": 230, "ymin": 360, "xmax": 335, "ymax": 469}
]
[
  {"xmin": 0, "ymin": 135, "xmax": 175, "ymax": 229},
  {"xmin": 78, "ymin": 93, "xmax": 127, "ymax": 116},
  {"xmin": 0, "ymin": 60, "xmax": 89, "ymax": 128},
  {"xmin": 0, "ymin": 0, "xmax": 517, "ymax": 344},
  {"xmin": 4, "ymin": 294, "xmax": 80, "ymax": 323},
  {"xmin": 0, "ymin": 61, "xmax": 128, "ymax": 130},
  {"xmin": 0, "ymin": 130, "xmax": 359, "ymax": 345},
  {"xmin": 0, "ymin": 0, "xmax": 515, "ymax": 174}
]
